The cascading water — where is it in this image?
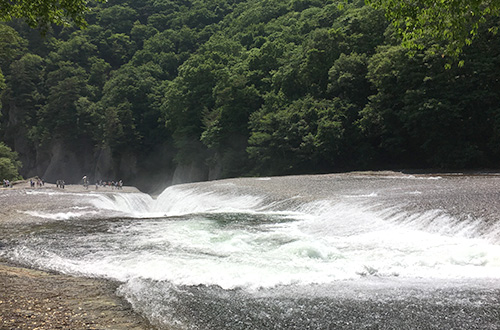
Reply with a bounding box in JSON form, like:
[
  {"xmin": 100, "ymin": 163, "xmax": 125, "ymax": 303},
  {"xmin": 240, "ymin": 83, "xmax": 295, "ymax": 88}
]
[{"xmin": 1, "ymin": 173, "xmax": 500, "ymax": 329}]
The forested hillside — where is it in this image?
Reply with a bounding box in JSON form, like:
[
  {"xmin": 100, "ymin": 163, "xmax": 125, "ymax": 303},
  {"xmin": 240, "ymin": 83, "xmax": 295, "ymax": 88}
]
[{"xmin": 1, "ymin": 0, "xmax": 500, "ymax": 190}]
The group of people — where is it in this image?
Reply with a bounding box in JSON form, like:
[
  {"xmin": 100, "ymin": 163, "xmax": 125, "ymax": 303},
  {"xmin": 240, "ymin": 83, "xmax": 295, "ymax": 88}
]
[
  {"xmin": 82, "ymin": 176, "xmax": 124, "ymax": 190},
  {"xmin": 29, "ymin": 178, "xmax": 44, "ymax": 187},
  {"xmin": 1, "ymin": 175, "xmax": 126, "ymax": 190},
  {"xmin": 2, "ymin": 175, "xmax": 125, "ymax": 190},
  {"xmin": 3, "ymin": 177, "xmax": 46, "ymax": 188},
  {"xmin": 94, "ymin": 180, "xmax": 124, "ymax": 190}
]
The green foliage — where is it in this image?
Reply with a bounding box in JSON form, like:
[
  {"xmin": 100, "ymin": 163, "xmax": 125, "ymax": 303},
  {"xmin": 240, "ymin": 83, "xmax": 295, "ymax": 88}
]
[
  {"xmin": 3, "ymin": 53, "xmax": 44, "ymax": 124},
  {"xmin": 0, "ymin": 142, "xmax": 21, "ymax": 180},
  {"xmin": 36, "ymin": 62, "xmax": 88, "ymax": 142},
  {"xmin": 248, "ymin": 94, "xmax": 345, "ymax": 175},
  {"xmin": 97, "ymin": 5, "xmax": 137, "ymax": 34},
  {"xmin": 0, "ymin": 24, "xmax": 26, "ymax": 88},
  {"xmin": 0, "ymin": 0, "xmax": 103, "ymax": 32},
  {"xmin": 366, "ymin": 0, "xmax": 500, "ymax": 62}
]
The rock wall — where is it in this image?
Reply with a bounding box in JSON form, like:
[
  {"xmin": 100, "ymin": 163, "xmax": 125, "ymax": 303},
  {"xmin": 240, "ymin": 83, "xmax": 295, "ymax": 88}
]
[
  {"xmin": 41, "ymin": 140, "xmax": 83, "ymax": 182},
  {"xmin": 171, "ymin": 162, "xmax": 208, "ymax": 185},
  {"xmin": 12, "ymin": 136, "xmax": 224, "ymax": 193}
]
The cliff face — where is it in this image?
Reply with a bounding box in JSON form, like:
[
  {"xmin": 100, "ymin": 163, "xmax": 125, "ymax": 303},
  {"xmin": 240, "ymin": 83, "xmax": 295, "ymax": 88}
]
[
  {"xmin": 35, "ymin": 142, "xmax": 142, "ymax": 187},
  {"xmin": 17, "ymin": 138, "xmax": 107, "ymax": 184}
]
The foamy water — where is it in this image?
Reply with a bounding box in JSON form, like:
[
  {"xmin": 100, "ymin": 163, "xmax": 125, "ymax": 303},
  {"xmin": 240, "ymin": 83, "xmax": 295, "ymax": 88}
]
[{"xmin": 5, "ymin": 184, "xmax": 500, "ymax": 288}]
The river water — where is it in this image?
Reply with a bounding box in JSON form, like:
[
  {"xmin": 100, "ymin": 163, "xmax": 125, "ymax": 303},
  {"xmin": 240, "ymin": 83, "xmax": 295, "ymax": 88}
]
[{"xmin": 1, "ymin": 173, "xmax": 500, "ymax": 329}]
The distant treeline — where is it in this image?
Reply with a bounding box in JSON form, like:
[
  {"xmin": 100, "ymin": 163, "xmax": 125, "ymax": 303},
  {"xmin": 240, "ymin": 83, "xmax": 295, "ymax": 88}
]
[{"xmin": 1, "ymin": 0, "xmax": 500, "ymax": 182}]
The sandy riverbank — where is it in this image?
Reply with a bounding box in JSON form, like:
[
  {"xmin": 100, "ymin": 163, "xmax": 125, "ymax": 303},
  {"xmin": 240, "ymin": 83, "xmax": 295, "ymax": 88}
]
[{"xmin": 0, "ymin": 184, "xmax": 154, "ymax": 330}]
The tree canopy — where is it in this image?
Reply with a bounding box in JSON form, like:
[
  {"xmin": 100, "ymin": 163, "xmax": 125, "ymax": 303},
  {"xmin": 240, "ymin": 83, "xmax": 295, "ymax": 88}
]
[
  {"xmin": 0, "ymin": 0, "xmax": 100, "ymax": 31},
  {"xmin": 366, "ymin": 0, "xmax": 500, "ymax": 63}
]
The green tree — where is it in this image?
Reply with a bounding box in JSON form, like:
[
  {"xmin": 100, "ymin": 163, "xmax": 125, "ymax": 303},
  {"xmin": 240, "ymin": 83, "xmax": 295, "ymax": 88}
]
[
  {"xmin": 360, "ymin": 29, "xmax": 500, "ymax": 169},
  {"xmin": 160, "ymin": 35, "xmax": 243, "ymax": 164},
  {"xmin": 97, "ymin": 5, "xmax": 137, "ymax": 34},
  {"xmin": 328, "ymin": 52, "xmax": 370, "ymax": 105},
  {"xmin": 366, "ymin": 0, "xmax": 500, "ymax": 61},
  {"xmin": 0, "ymin": 24, "xmax": 26, "ymax": 89},
  {"xmin": 34, "ymin": 61, "xmax": 88, "ymax": 142},
  {"xmin": 2, "ymin": 53, "xmax": 45, "ymax": 128},
  {"xmin": 96, "ymin": 62, "xmax": 165, "ymax": 151},
  {"xmin": 0, "ymin": 0, "xmax": 103, "ymax": 32},
  {"xmin": 0, "ymin": 142, "xmax": 21, "ymax": 180},
  {"xmin": 247, "ymin": 94, "xmax": 344, "ymax": 175},
  {"xmin": 201, "ymin": 73, "xmax": 262, "ymax": 177},
  {"xmin": 56, "ymin": 32, "xmax": 97, "ymax": 67}
]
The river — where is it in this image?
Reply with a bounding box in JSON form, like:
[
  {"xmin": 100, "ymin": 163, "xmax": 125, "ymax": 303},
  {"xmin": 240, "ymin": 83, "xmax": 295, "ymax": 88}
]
[{"xmin": 1, "ymin": 172, "xmax": 500, "ymax": 329}]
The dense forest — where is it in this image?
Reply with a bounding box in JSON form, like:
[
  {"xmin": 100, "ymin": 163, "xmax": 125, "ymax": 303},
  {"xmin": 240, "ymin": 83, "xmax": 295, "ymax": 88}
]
[{"xmin": 1, "ymin": 0, "xmax": 500, "ymax": 191}]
